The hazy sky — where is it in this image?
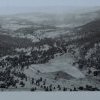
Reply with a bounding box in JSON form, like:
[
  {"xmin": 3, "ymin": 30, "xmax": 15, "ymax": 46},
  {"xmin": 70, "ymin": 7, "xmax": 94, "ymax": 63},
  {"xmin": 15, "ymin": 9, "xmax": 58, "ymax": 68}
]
[
  {"xmin": 0, "ymin": 0, "xmax": 100, "ymax": 7},
  {"xmin": 0, "ymin": 0, "xmax": 100, "ymax": 14}
]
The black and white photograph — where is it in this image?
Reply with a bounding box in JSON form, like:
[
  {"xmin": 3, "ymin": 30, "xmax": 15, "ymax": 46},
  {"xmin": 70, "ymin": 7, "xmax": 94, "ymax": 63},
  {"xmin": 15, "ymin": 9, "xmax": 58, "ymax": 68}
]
[{"xmin": 0, "ymin": 0, "xmax": 100, "ymax": 92}]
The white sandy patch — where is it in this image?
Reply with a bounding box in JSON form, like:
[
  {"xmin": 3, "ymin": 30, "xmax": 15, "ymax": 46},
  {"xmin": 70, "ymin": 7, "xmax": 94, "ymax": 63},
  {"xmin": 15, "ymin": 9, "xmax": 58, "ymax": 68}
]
[{"xmin": 29, "ymin": 54, "xmax": 85, "ymax": 79}]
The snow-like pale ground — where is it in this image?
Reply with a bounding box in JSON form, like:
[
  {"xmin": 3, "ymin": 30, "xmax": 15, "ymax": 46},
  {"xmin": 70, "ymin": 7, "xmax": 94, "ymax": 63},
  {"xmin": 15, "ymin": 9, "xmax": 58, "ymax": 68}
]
[
  {"xmin": 28, "ymin": 53, "xmax": 85, "ymax": 79},
  {"xmin": 23, "ymin": 53, "xmax": 100, "ymax": 91}
]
